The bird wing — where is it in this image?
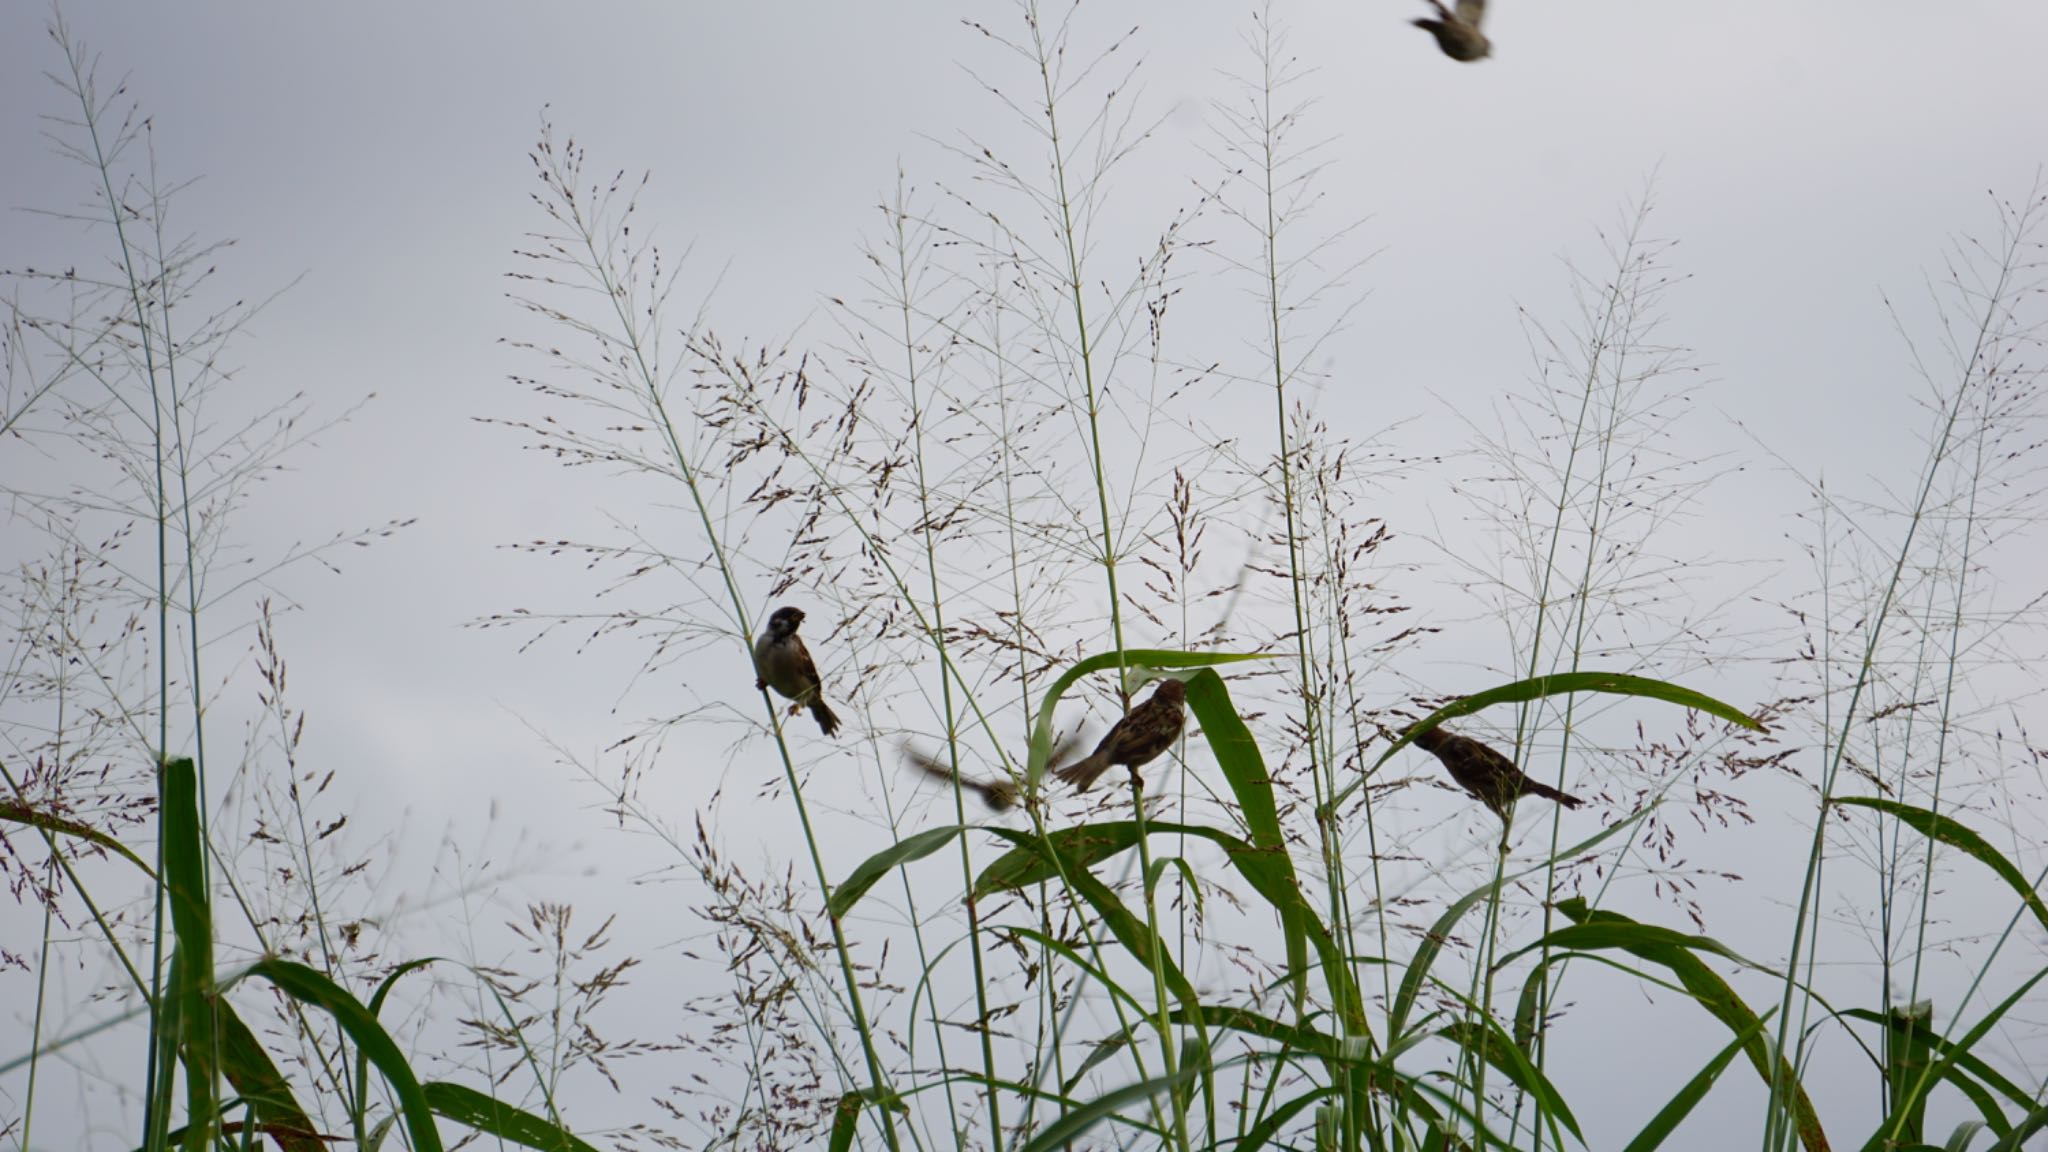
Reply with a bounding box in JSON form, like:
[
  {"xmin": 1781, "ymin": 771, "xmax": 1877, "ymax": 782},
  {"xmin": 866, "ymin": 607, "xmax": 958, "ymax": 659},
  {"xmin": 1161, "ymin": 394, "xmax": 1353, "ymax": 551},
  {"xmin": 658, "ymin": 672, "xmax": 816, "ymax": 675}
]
[
  {"xmin": 1454, "ymin": 0, "xmax": 1486, "ymax": 27},
  {"xmin": 789, "ymin": 638, "xmax": 824, "ymax": 695}
]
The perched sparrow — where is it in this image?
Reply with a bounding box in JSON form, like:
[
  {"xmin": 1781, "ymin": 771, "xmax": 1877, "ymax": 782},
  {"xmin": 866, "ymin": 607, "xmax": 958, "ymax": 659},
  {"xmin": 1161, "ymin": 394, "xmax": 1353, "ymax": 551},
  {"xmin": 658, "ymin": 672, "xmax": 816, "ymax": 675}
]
[
  {"xmin": 752, "ymin": 606, "xmax": 841, "ymax": 736},
  {"xmin": 1409, "ymin": 724, "xmax": 1582, "ymax": 817},
  {"xmin": 1052, "ymin": 679, "xmax": 1187, "ymax": 792},
  {"xmin": 1412, "ymin": 0, "xmax": 1491, "ymax": 62}
]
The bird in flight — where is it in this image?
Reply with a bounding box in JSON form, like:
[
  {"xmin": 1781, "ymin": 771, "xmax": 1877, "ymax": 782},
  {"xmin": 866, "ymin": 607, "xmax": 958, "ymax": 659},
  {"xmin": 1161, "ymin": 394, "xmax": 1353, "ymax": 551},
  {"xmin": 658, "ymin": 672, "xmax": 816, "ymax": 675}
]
[{"xmin": 1412, "ymin": 0, "xmax": 1491, "ymax": 62}]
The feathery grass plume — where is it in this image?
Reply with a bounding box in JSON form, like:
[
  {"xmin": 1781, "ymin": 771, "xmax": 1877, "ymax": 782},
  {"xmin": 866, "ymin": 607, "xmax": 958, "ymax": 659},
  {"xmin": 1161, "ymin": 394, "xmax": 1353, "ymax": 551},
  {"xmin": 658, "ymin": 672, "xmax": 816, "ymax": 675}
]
[{"xmin": 1758, "ymin": 184, "xmax": 2048, "ymax": 1152}]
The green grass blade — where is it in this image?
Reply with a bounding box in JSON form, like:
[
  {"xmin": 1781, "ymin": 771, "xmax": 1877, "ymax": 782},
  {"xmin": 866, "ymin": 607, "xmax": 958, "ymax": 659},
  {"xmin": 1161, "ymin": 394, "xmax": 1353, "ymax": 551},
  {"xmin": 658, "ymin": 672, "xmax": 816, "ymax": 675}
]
[
  {"xmin": 828, "ymin": 824, "xmax": 963, "ymax": 918},
  {"xmin": 1233, "ymin": 1086, "xmax": 1340, "ymax": 1152},
  {"xmin": 999, "ymin": 926, "xmax": 1152, "ymax": 1019},
  {"xmin": 1181, "ymin": 667, "xmax": 1310, "ymax": 1002},
  {"xmin": 1387, "ymin": 810, "xmax": 1649, "ymax": 1043},
  {"xmin": 0, "ymin": 797, "xmax": 157, "ymax": 878},
  {"xmin": 242, "ymin": 958, "xmax": 443, "ymax": 1152},
  {"xmin": 1062, "ymin": 854, "xmax": 1200, "ymax": 1009},
  {"xmin": 981, "ymin": 823, "xmax": 1201, "ymax": 1005},
  {"xmin": 1620, "ymin": 1017, "xmax": 1766, "ymax": 1152},
  {"xmin": 1171, "ymin": 1006, "xmax": 1340, "ymax": 1061},
  {"xmin": 1016, "ymin": 1065, "xmax": 1202, "ymax": 1152},
  {"xmin": 1943, "ymin": 1121, "xmax": 1985, "ymax": 1152},
  {"xmin": 161, "ymin": 758, "xmax": 217, "ymax": 1152},
  {"xmin": 1506, "ymin": 922, "xmax": 1756, "ymax": 971},
  {"xmin": 1063, "ymin": 1027, "xmax": 1137, "ymax": 1096},
  {"xmin": 1831, "ymin": 798, "xmax": 2048, "ymax": 933},
  {"xmin": 1551, "ymin": 898, "xmax": 1829, "ymax": 1152},
  {"xmin": 360, "ymin": 959, "xmax": 441, "ymax": 1146},
  {"xmin": 828, "ymin": 1092, "xmax": 860, "ymax": 1152},
  {"xmin": 422, "ymin": 1082, "xmax": 599, "ymax": 1152},
  {"xmin": 974, "ymin": 822, "xmax": 1144, "ymax": 898},
  {"xmin": 1986, "ymin": 1105, "xmax": 2048, "ymax": 1152},
  {"xmin": 1330, "ymin": 672, "xmax": 1760, "ymax": 813},
  {"xmin": 1440, "ymin": 1016, "xmax": 1584, "ymax": 1143},
  {"xmin": 218, "ymin": 1004, "xmax": 324, "ymax": 1152}
]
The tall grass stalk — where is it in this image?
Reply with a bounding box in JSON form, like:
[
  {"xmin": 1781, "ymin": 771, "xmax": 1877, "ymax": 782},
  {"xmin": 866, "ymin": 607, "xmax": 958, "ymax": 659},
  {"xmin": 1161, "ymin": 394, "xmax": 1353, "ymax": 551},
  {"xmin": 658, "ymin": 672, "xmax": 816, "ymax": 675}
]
[
  {"xmin": 1764, "ymin": 188, "xmax": 2047, "ymax": 1152},
  {"xmin": 508, "ymin": 126, "xmax": 905, "ymax": 1150}
]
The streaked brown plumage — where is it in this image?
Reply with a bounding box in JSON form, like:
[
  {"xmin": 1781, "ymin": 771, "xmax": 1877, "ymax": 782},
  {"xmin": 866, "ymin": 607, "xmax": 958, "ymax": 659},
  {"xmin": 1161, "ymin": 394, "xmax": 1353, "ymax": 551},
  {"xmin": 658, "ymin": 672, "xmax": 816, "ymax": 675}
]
[
  {"xmin": 1413, "ymin": 0, "xmax": 1491, "ymax": 62},
  {"xmin": 1409, "ymin": 724, "xmax": 1581, "ymax": 817},
  {"xmin": 752, "ymin": 605, "xmax": 841, "ymax": 736},
  {"xmin": 902, "ymin": 729, "xmax": 1087, "ymax": 813},
  {"xmin": 1052, "ymin": 679, "xmax": 1187, "ymax": 792}
]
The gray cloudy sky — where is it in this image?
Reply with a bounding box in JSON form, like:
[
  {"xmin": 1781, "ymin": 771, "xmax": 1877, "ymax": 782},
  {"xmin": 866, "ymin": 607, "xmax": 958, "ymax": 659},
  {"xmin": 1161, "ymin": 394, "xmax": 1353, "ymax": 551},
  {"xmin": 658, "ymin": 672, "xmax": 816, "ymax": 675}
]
[{"xmin": 4, "ymin": 2, "xmax": 2047, "ymax": 1149}]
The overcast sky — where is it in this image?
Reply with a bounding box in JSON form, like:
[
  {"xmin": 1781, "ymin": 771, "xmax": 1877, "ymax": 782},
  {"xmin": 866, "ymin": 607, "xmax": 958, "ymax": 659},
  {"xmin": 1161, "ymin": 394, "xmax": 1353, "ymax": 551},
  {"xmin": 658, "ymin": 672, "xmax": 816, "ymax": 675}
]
[{"xmin": 4, "ymin": 2, "xmax": 2047, "ymax": 1149}]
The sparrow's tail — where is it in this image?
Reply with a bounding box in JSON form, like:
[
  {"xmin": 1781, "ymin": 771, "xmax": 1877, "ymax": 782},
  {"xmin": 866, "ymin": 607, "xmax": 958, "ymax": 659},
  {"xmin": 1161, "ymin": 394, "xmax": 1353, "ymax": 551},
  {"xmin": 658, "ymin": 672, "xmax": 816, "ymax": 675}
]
[
  {"xmin": 1051, "ymin": 752, "xmax": 1113, "ymax": 792},
  {"xmin": 1522, "ymin": 778, "xmax": 1583, "ymax": 809},
  {"xmin": 810, "ymin": 699, "xmax": 841, "ymax": 737}
]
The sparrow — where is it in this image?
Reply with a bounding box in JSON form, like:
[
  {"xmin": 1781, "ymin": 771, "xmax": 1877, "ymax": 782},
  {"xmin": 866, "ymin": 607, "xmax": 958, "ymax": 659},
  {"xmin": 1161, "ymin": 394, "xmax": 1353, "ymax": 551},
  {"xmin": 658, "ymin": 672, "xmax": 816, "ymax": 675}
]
[
  {"xmin": 1052, "ymin": 678, "xmax": 1187, "ymax": 792},
  {"xmin": 752, "ymin": 605, "xmax": 841, "ymax": 736},
  {"xmin": 904, "ymin": 746, "xmax": 1020, "ymax": 812},
  {"xmin": 1412, "ymin": 0, "xmax": 1491, "ymax": 62},
  {"xmin": 902, "ymin": 729, "xmax": 1088, "ymax": 813},
  {"xmin": 1408, "ymin": 724, "xmax": 1582, "ymax": 818}
]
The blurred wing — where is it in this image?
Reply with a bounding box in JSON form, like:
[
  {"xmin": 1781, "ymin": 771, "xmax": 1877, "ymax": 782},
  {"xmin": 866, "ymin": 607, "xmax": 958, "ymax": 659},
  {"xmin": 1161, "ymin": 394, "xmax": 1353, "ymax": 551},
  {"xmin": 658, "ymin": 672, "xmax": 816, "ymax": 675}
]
[{"xmin": 1454, "ymin": 0, "xmax": 1485, "ymax": 26}]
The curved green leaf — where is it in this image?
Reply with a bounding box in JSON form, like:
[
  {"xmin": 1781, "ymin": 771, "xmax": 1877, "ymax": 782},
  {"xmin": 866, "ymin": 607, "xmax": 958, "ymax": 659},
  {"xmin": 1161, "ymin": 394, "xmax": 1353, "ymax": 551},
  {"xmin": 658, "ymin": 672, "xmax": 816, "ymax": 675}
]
[
  {"xmin": 1831, "ymin": 798, "xmax": 2048, "ymax": 934},
  {"xmin": 829, "ymin": 824, "xmax": 963, "ymax": 919},
  {"xmin": 1842, "ymin": 978, "xmax": 2044, "ymax": 1146},
  {"xmin": 358, "ymin": 958, "xmax": 441, "ymax": 1147},
  {"xmin": 1017, "ymin": 1065, "xmax": 1201, "ymax": 1152},
  {"xmin": 242, "ymin": 959, "xmax": 442, "ymax": 1152},
  {"xmin": 1442, "ymin": 1016, "xmax": 1584, "ymax": 1144},
  {"xmin": 218, "ymin": 1004, "xmax": 323, "ymax": 1152},
  {"xmin": 828, "ymin": 1092, "xmax": 860, "ymax": 1152},
  {"xmin": 162, "ymin": 758, "xmax": 218, "ymax": 1152},
  {"xmin": 998, "ymin": 926, "xmax": 1151, "ymax": 1021},
  {"xmin": 1329, "ymin": 672, "xmax": 1761, "ymax": 813},
  {"xmin": 1171, "ymin": 1006, "xmax": 1340, "ymax": 1062},
  {"xmin": 1180, "ymin": 668, "xmax": 1312, "ymax": 1007},
  {"xmin": 423, "ymin": 1082, "xmax": 598, "ymax": 1152},
  {"xmin": 973, "ymin": 822, "xmax": 1143, "ymax": 899},
  {"xmin": 1388, "ymin": 809, "xmax": 1649, "ymax": 1043},
  {"xmin": 1944, "ymin": 1121, "xmax": 1986, "ymax": 1152},
  {"xmin": 1509, "ymin": 922, "xmax": 1756, "ymax": 972},
  {"xmin": 1235, "ymin": 1086, "xmax": 1339, "ymax": 1152},
  {"xmin": 0, "ymin": 797, "xmax": 156, "ymax": 878},
  {"xmin": 1551, "ymin": 898, "xmax": 1829, "ymax": 1152},
  {"xmin": 1987, "ymin": 1104, "xmax": 2048, "ymax": 1152},
  {"xmin": 1621, "ymin": 1016, "xmax": 1766, "ymax": 1152}
]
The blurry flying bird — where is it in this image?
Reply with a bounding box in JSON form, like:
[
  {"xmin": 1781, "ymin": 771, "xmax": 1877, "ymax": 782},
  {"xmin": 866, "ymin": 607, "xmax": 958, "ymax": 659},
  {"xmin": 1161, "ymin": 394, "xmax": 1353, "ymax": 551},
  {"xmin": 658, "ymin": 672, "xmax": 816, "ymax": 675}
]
[
  {"xmin": 899, "ymin": 726, "xmax": 1087, "ymax": 813},
  {"xmin": 1412, "ymin": 0, "xmax": 1491, "ymax": 62}
]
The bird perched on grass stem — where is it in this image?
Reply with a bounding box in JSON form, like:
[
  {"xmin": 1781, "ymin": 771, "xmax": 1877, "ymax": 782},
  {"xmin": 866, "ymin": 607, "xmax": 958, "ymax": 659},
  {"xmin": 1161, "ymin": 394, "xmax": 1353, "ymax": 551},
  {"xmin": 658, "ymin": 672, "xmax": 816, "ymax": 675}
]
[
  {"xmin": 1409, "ymin": 723, "xmax": 1581, "ymax": 817},
  {"xmin": 1412, "ymin": 0, "xmax": 1491, "ymax": 62},
  {"xmin": 1052, "ymin": 679, "xmax": 1187, "ymax": 792},
  {"xmin": 752, "ymin": 606, "xmax": 840, "ymax": 736}
]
